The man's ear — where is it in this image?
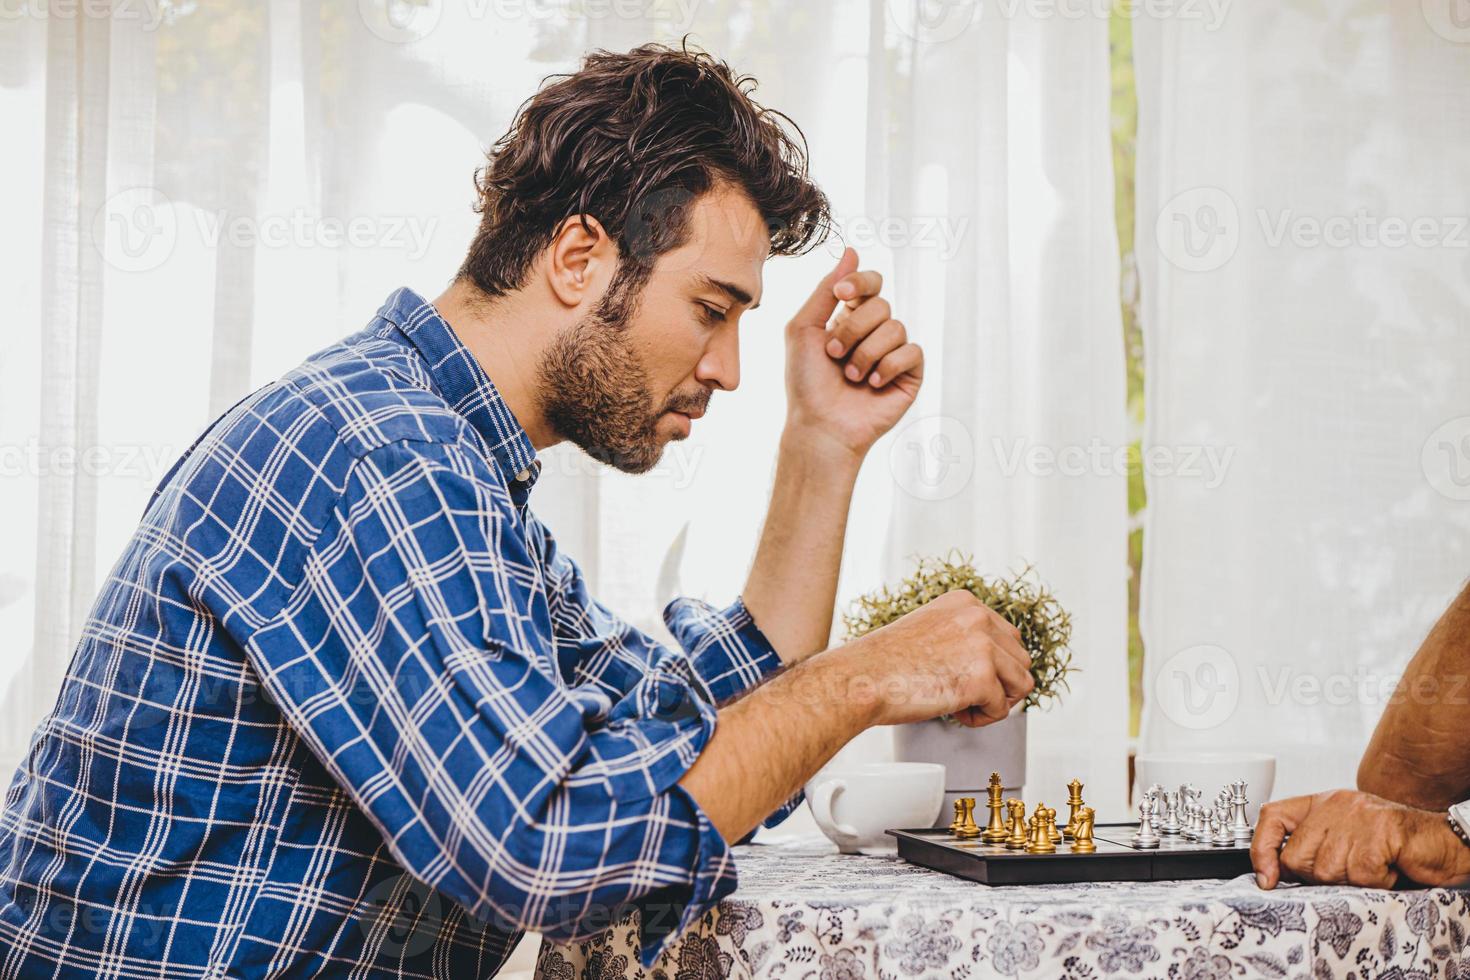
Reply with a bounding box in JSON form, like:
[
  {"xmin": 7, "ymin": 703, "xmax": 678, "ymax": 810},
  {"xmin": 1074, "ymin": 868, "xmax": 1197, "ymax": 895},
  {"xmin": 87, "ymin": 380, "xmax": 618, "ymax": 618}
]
[{"xmin": 546, "ymin": 215, "xmax": 617, "ymax": 309}]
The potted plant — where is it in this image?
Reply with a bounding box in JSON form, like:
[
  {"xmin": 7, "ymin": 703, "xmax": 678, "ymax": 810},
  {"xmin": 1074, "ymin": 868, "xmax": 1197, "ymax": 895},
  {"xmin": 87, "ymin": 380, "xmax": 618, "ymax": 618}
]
[{"xmin": 842, "ymin": 553, "xmax": 1074, "ymax": 826}]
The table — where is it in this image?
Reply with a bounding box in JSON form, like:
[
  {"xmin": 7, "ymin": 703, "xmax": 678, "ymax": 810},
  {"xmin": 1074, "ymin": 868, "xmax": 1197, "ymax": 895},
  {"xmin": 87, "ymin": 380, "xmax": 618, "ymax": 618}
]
[{"xmin": 537, "ymin": 836, "xmax": 1470, "ymax": 980}]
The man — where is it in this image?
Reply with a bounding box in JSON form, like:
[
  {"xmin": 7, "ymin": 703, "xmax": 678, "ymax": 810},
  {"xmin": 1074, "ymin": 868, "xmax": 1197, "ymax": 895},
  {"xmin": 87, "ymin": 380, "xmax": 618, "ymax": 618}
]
[
  {"xmin": 0, "ymin": 44, "xmax": 1033, "ymax": 978},
  {"xmin": 1252, "ymin": 581, "xmax": 1470, "ymax": 890}
]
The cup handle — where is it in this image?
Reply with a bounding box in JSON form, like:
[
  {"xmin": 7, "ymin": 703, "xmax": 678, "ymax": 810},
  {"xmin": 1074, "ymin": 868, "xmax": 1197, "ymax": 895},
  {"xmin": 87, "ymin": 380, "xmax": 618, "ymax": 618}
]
[{"xmin": 809, "ymin": 779, "xmax": 859, "ymax": 839}]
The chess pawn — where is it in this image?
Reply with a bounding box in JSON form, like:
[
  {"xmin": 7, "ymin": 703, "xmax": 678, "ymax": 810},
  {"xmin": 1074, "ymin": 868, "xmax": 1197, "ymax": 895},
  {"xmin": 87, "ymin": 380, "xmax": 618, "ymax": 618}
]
[
  {"xmin": 1045, "ymin": 806, "xmax": 1062, "ymax": 845},
  {"xmin": 1026, "ymin": 803, "xmax": 1056, "ymax": 854},
  {"xmin": 1132, "ymin": 799, "xmax": 1160, "ymax": 849},
  {"xmin": 1070, "ymin": 806, "xmax": 1097, "ymax": 853},
  {"xmin": 982, "ymin": 775, "xmax": 1010, "ymax": 843},
  {"xmin": 956, "ymin": 798, "xmax": 981, "ymax": 839},
  {"xmin": 1180, "ymin": 804, "xmax": 1199, "ymax": 841},
  {"xmin": 1063, "ymin": 779, "xmax": 1086, "ymax": 839},
  {"xmin": 1005, "ymin": 800, "xmax": 1028, "ymax": 850},
  {"xmin": 1211, "ymin": 808, "xmax": 1233, "ymax": 847},
  {"xmin": 949, "ymin": 799, "xmax": 967, "ymax": 836}
]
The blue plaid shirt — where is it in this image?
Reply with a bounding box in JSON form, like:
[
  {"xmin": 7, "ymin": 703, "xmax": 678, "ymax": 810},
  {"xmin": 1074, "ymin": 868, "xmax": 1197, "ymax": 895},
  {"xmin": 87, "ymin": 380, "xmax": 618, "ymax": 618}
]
[{"xmin": 0, "ymin": 288, "xmax": 791, "ymax": 978}]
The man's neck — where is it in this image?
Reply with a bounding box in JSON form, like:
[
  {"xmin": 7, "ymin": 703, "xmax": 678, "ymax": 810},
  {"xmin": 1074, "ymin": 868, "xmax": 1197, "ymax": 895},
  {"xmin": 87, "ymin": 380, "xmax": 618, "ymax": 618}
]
[{"xmin": 431, "ymin": 279, "xmax": 562, "ymax": 451}]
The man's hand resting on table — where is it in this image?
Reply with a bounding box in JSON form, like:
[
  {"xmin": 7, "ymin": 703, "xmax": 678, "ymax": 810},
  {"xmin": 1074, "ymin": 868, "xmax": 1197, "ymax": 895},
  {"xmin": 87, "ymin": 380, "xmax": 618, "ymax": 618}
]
[{"xmin": 1251, "ymin": 789, "xmax": 1470, "ymax": 889}]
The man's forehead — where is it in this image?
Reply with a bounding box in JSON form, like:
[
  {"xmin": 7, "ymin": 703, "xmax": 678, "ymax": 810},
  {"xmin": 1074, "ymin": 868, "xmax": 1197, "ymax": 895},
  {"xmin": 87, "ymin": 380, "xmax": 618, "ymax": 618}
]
[{"xmin": 661, "ymin": 184, "xmax": 768, "ymax": 304}]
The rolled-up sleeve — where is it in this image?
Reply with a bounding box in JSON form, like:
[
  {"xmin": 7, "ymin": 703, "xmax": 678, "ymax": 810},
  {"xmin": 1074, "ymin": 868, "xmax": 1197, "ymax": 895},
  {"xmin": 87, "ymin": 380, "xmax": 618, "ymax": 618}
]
[
  {"xmin": 240, "ymin": 440, "xmax": 741, "ymax": 964},
  {"xmin": 663, "ymin": 595, "xmax": 784, "ymax": 705}
]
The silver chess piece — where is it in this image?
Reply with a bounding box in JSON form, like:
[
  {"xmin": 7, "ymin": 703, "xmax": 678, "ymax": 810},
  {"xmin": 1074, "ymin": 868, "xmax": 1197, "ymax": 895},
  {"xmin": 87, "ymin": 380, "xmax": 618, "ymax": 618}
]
[
  {"xmin": 1180, "ymin": 803, "xmax": 1198, "ymax": 841},
  {"xmin": 1133, "ymin": 798, "xmax": 1160, "ymax": 848},
  {"xmin": 1212, "ymin": 803, "xmax": 1234, "ymax": 847},
  {"xmin": 1229, "ymin": 781, "xmax": 1252, "ymax": 844},
  {"xmin": 1161, "ymin": 791, "xmax": 1182, "ymax": 835}
]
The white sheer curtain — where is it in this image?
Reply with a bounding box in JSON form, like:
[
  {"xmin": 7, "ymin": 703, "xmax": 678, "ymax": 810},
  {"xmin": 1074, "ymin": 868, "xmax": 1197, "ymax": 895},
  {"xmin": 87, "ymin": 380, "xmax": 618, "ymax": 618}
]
[
  {"xmin": 870, "ymin": 2, "xmax": 1130, "ymax": 820},
  {"xmin": 1135, "ymin": 4, "xmax": 1470, "ymax": 799},
  {"xmin": 0, "ymin": 1, "xmax": 1128, "ymax": 822}
]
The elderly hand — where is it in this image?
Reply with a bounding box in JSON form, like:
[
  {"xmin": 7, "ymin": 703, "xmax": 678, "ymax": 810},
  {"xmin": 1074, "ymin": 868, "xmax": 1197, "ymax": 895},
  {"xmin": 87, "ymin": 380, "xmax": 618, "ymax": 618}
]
[{"xmin": 1251, "ymin": 789, "xmax": 1470, "ymax": 889}]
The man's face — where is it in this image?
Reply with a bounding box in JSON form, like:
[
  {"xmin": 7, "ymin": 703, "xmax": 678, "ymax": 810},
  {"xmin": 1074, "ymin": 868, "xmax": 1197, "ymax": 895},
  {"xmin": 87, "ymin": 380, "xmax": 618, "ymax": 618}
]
[{"xmin": 538, "ymin": 183, "xmax": 768, "ymax": 473}]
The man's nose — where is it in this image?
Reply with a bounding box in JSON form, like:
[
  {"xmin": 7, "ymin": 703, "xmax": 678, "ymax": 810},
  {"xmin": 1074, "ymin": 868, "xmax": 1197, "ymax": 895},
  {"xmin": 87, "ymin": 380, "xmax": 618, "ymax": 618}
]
[{"xmin": 695, "ymin": 328, "xmax": 740, "ymax": 392}]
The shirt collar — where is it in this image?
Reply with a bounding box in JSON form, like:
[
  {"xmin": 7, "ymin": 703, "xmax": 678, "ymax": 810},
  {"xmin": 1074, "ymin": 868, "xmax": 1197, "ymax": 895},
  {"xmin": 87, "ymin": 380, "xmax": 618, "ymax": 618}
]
[{"xmin": 375, "ymin": 287, "xmax": 540, "ymax": 489}]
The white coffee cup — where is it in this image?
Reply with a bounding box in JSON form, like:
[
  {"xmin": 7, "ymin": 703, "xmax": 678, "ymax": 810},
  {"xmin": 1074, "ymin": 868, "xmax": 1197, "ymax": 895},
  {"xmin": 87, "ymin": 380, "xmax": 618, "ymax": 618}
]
[
  {"xmin": 1133, "ymin": 751, "xmax": 1276, "ymax": 824},
  {"xmin": 805, "ymin": 762, "xmax": 945, "ymax": 854}
]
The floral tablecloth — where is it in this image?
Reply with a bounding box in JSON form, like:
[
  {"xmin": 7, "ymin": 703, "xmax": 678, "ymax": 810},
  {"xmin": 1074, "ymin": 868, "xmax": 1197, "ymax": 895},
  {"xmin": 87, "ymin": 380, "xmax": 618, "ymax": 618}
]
[{"xmin": 536, "ymin": 836, "xmax": 1470, "ymax": 980}]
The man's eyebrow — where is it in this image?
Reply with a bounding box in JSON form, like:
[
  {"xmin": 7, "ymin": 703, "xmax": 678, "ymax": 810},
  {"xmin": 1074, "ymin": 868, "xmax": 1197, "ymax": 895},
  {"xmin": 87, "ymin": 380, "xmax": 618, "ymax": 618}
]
[{"xmin": 695, "ymin": 274, "xmax": 760, "ymax": 310}]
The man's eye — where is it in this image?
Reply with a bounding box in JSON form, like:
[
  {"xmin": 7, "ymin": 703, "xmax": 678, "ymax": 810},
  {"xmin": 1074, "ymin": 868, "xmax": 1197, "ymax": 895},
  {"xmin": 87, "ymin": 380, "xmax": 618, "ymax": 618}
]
[{"xmin": 697, "ymin": 303, "xmax": 728, "ymax": 325}]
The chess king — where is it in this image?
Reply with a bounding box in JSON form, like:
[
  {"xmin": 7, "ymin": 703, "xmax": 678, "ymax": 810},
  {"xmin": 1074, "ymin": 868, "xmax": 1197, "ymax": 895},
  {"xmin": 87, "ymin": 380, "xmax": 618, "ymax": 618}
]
[
  {"xmin": 1252, "ymin": 582, "xmax": 1470, "ymax": 890},
  {"xmin": 0, "ymin": 43, "xmax": 1038, "ymax": 977}
]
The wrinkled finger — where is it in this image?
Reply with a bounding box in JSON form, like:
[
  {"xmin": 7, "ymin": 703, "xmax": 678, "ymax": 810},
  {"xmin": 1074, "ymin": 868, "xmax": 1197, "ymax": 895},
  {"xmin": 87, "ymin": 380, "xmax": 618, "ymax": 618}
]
[
  {"xmin": 833, "ymin": 269, "xmax": 883, "ymax": 305},
  {"xmin": 1310, "ymin": 835, "xmax": 1353, "ymax": 885},
  {"xmin": 1279, "ymin": 819, "xmax": 1329, "ymax": 884},
  {"xmin": 825, "ymin": 297, "xmax": 893, "ymax": 357},
  {"xmin": 1346, "ymin": 840, "xmax": 1399, "ymax": 889},
  {"xmin": 1252, "ymin": 796, "xmax": 1312, "ymax": 888},
  {"xmin": 843, "ymin": 320, "xmax": 907, "ymax": 381}
]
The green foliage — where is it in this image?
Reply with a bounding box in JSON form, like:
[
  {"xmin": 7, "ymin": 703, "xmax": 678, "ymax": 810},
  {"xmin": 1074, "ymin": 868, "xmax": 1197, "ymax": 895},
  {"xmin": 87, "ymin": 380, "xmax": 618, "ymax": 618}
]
[{"xmin": 842, "ymin": 553, "xmax": 1075, "ymax": 712}]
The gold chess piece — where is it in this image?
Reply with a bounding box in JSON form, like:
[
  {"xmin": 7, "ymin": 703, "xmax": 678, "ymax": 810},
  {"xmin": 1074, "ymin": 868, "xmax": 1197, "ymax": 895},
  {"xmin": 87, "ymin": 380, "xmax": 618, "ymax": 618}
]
[
  {"xmin": 1045, "ymin": 805, "xmax": 1062, "ymax": 845},
  {"xmin": 956, "ymin": 798, "xmax": 981, "ymax": 839},
  {"xmin": 1025, "ymin": 802, "xmax": 1056, "ymax": 854},
  {"xmin": 1063, "ymin": 779, "xmax": 1086, "ymax": 839},
  {"xmin": 981, "ymin": 772, "xmax": 1008, "ymax": 843},
  {"xmin": 1005, "ymin": 799, "xmax": 1028, "ymax": 849},
  {"xmin": 949, "ymin": 799, "xmax": 967, "ymax": 836},
  {"xmin": 1070, "ymin": 806, "xmax": 1097, "ymax": 853}
]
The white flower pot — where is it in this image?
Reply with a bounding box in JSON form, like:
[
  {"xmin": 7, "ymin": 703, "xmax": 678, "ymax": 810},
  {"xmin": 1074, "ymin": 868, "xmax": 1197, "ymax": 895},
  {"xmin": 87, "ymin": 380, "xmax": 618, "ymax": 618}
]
[{"xmin": 892, "ymin": 712, "xmax": 1028, "ymax": 828}]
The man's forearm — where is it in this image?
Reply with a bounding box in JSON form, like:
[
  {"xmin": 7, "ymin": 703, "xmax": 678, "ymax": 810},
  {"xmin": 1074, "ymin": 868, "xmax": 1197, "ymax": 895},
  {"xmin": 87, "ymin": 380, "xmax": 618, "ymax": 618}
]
[
  {"xmin": 678, "ymin": 646, "xmax": 874, "ymax": 842},
  {"xmin": 741, "ymin": 427, "xmax": 863, "ymax": 664},
  {"xmin": 1359, "ymin": 579, "xmax": 1470, "ymax": 808}
]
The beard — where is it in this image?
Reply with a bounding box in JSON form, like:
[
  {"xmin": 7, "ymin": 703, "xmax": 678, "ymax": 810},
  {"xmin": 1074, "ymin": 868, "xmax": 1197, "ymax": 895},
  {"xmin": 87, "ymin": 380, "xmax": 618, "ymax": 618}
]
[{"xmin": 536, "ymin": 270, "xmax": 710, "ymax": 474}]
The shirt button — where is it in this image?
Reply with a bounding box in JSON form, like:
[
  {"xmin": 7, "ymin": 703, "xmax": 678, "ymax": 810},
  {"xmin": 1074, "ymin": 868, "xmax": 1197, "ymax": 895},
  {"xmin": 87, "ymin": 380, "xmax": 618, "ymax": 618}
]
[{"xmin": 514, "ymin": 467, "xmax": 531, "ymax": 483}]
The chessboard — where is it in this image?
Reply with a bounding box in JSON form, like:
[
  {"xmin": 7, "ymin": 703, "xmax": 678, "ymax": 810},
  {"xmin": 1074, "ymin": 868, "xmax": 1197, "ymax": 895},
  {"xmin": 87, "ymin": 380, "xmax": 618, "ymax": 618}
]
[
  {"xmin": 887, "ymin": 824, "xmax": 1253, "ymax": 886},
  {"xmin": 887, "ymin": 772, "xmax": 1259, "ymax": 885}
]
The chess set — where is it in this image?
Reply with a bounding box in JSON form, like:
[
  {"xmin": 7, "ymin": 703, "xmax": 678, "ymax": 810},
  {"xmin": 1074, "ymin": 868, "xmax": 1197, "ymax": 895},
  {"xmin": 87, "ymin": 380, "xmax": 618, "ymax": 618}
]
[{"xmin": 888, "ymin": 774, "xmax": 1258, "ymax": 885}]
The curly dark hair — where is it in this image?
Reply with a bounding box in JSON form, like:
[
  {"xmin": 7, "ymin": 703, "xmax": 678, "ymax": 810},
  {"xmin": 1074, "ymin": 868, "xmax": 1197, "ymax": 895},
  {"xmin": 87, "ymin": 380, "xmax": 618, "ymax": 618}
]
[{"xmin": 457, "ymin": 41, "xmax": 832, "ymax": 298}]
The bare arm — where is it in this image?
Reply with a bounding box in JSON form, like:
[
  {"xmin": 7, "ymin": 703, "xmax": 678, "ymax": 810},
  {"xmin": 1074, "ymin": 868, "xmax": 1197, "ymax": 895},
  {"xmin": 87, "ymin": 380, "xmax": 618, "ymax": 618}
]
[
  {"xmin": 740, "ymin": 434, "xmax": 861, "ymax": 665},
  {"xmin": 1358, "ymin": 579, "xmax": 1470, "ymax": 809},
  {"xmin": 743, "ymin": 249, "xmax": 924, "ymax": 665}
]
